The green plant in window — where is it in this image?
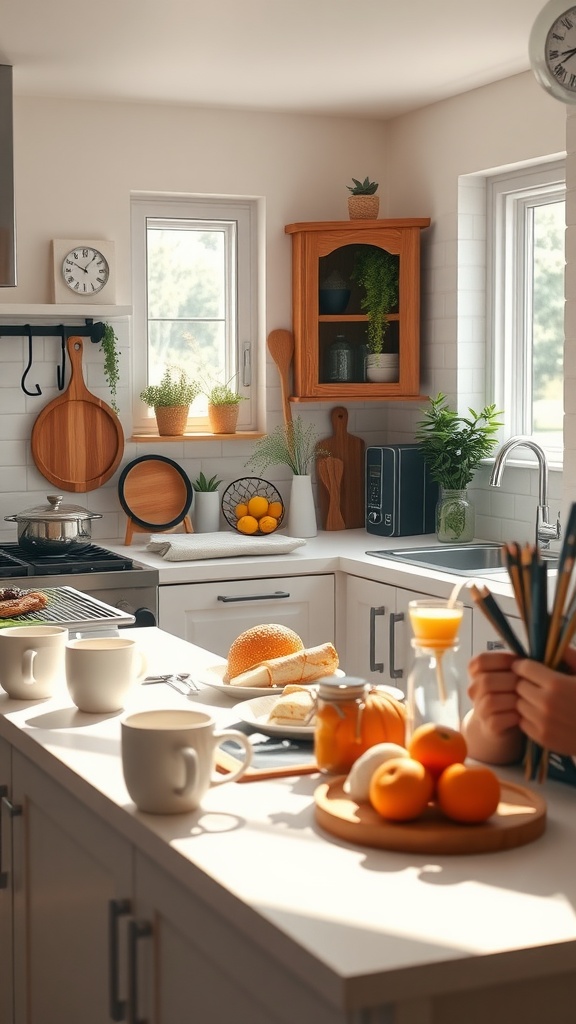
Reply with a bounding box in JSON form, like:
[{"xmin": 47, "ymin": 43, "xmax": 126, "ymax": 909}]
[
  {"xmin": 415, "ymin": 393, "xmax": 503, "ymax": 489},
  {"xmin": 140, "ymin": 366, "xmax": 201, "ymax": 408}
]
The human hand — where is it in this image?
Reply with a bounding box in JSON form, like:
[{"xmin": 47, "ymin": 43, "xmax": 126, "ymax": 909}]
[
  {"xmin": 468, "ymin": 651, "xmax": 521, "ymax": 734},
  {"xmin": 512, "ymin": 647, "xmax": 576, "ymax": 757}
]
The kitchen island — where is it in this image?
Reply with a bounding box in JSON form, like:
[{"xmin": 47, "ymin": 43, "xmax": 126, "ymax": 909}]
[{"xmin": 1, "ymin": 626, "xmax": 575, "ymax": 1024}]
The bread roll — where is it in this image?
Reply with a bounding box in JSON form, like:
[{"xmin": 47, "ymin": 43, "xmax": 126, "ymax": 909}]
[
  {"xmin": 225, "ymin": 623, "xmax": 304, "ymax": 682},
  {"xmin": 227, "ymin": 642, "xmax": 339, "ymax": 688},
  {"xmin": 268, "ymin": 684, "xmax": 316, "ymax": 725}
]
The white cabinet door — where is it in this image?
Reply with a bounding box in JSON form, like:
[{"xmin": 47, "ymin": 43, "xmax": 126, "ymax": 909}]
[
  {"xmin": 0, "ymin": 735, "xmax": 13, "ymax": 1024},
  {"xmin": 472, "ymin": 608, "xmax": 525, "ymax": 656},
  {"xmin": 159, "ymin": 574, "xmax": 335, "ymax": 655},
  {"xmin": 342, "ymin": 575, "xmax": 473, "ymax": 700},
  {"xmin": 11, "ymin": 752, "xmax": 132, "ymax": 1024}
]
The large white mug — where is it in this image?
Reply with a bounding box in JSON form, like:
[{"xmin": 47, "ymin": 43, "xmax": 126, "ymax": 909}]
[
  {"xmin": 65, "ymin": 637, "xmax": 148, "ymax": 713},
  {"xmin": 0, "ymin": 625, "xmax": 68, "ymax": 700},
  {"xmin": 121, "ymin": 708, "xmax": 253, "ymax": 814}
]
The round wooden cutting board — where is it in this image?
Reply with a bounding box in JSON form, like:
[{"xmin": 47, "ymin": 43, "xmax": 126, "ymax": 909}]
[
  {"xmin": 31, "ymin": 336, "xmax": 124, "ymax": 493},
  {"xmin": 118, "ymin": 455, "xmax": 193, "ymax": 531},
  {"xmin": 314, "ymin": 778, "xmax": 547, "ymax": 855}
]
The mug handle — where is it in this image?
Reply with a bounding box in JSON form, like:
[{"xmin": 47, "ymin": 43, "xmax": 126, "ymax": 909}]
[
  {"xmin": 22, "ymin": 649, "xmax": 38, "ymax": 685},
  {"xmin": 210, "ymin": 730, "xmax": 253, "ymax": 785},
  {"xmin": 174, "ymin": 747, "xmax": 199, "ymax": 797}
]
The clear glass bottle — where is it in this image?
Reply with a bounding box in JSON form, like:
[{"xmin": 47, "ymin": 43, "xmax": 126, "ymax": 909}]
[
  {"xmin": 324, "ymin": 333, "xmax": 354, "ymax": 383},
  {"xmin": 406, "ymin": 640, "xmax": 462, "ymax": 741},
  {"xmin": 435, "ymin": 488, "xmax": 475, "ymax": 543}
]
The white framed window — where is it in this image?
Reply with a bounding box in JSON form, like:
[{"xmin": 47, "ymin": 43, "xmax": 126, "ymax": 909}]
[
  {"xmin": 131, "ymin": 194, "xmax": 259, "ymax": 432},
  {"xmin": 487, "ymin": 160, "xmax": 565, "ymax": 464}
]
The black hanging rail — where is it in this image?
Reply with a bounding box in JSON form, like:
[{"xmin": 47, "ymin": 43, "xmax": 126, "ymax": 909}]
[{"xmin": 0, "ymin": 318, "xmax": 106, "ymax": 396}]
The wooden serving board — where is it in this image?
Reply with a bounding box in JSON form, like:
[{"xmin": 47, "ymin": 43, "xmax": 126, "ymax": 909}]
[
  {"xmin": 31, "ymin": 336, "xmax": 124, "ymax": 493},
  {"xmin": 314, "ymin": 778, "xmax": 547, "ymax": 855},
  {"xmin": 118, "ymin": 455, "xmax": 194, "ymax": 542},
  {"xmin": 318, "ymin": 407, "xmax": 365, "ymax": 529}
]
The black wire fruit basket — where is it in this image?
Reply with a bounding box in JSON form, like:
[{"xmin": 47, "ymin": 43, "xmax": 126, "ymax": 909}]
[{"xmin": 221, "ymin": 477, "xmax": 285, "ymax": 534}]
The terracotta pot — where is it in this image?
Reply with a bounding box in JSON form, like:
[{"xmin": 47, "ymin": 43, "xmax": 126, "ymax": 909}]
[
  {"xmin": 348, "ymin": 195, "xmax": 380, "ymax": 219},
  {"xmin": 208, "ymin": 403, "xmax": 239, "ymax": 434},
  {"xmin": 154, "ymin": 405, "xmax": 189, "ymax": 436}
]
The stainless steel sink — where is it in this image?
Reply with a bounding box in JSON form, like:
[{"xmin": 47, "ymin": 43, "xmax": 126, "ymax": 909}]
[{"xmin": 366, "ymin": 543, "xmax": 558, "ymax": 576}]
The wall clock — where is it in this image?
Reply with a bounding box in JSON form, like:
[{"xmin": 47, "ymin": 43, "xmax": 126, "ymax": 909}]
[
  {"xmin": 52, "ymin": 238, "xmax": 116, "ymax": 303},
  {"xmin": 529, "ymin": 0, "xmax": 576, "ymax": 103}
]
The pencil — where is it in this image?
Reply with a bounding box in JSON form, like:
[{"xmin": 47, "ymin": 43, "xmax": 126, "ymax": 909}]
[{"xmin": 469, "ymin": 585, "xmax": 527, "ymax": 657}]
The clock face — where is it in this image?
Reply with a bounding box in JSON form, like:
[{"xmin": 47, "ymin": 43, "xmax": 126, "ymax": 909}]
[
  {"xmin": 62, "ymin": 246, "xmax": 110, "ymax": 294},
  {"xmin": 530, "ymin": 2, "xmax": 576, "ymax": 102}
]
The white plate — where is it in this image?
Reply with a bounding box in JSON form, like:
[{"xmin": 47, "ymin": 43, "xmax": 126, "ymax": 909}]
[
  {"xmin": 198, "ymin": 663, "xmax": 346, "ymax": 700},
  {"xmin": 233, "ymin": 693, "xmax": 316, "ymax": 740}
]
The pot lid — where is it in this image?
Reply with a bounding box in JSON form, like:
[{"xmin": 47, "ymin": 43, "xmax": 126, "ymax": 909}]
[{"xmin": 6, "ymin": 494, "xmax": 102, "ymax": 523}]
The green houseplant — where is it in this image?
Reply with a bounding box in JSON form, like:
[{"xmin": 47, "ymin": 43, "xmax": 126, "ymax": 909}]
[
  {"xmin": 346, "ymin": 176, "xmax": 380, "ymax": 219},
  {"xmin": 351, "ymin": 246, "xmax": 399, "ymax": 381},
  {"xmin": 203, "ymin": 376, "xmax": 245, "ymax": 434},
  {"xmin": 192, "ymin": 472, "xmax": 223, "ymax": 533},
  {"xmin": 415, "ymin": 393, "xmax": 503, "ymax": 542},
  {"xmin": 192, "ymin": 472, "xmax": 222, "ymax": 492},
  {"xmin": 100, "ymin": 323, "xmax": 120, "ymax": 414},
  {"xmin": 140, "ymin": 366, "xmax": 201, "ymax": 436}
]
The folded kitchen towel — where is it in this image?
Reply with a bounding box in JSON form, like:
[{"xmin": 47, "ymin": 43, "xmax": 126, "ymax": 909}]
[{"xmin": 146, "ymin": 532, "xmax": 306, "ymax": 561}]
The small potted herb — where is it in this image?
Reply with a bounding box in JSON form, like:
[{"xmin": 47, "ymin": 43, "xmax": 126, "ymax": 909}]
[
  {"xmin": 346, "ymin": 176, "xmax": 379, "ymax": 219},
  {"xmin": 351, "ymin": 246, "xmax": 399, "ymax": 381},
  {"xmin": 140, "ymin": 366, "xmax": 201, "ymax": 436},
  {"xmin": 204, "ymin": 376, "xmax": 245, "ymax": 434},
  {"xmin": 192, "ymin": 472, "xmax": 223, "ymax": 533},
  {"xmin": 415, "ymin": 394, "xmax": 503, "ymax": 542}
]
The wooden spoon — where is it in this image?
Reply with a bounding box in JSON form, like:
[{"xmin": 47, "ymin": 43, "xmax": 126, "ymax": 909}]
[
  {"xmin": 267, "ymin": 329, "xmax": 294, "ymax": 428},
  {"xmin": 318, "ymin": 457, "xmax": 345, "ymax": 531}
]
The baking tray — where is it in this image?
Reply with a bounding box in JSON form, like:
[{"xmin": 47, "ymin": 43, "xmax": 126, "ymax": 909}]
[{"xmin": 0, "ymin": 586, "xmax": 135, "ymax": 632}]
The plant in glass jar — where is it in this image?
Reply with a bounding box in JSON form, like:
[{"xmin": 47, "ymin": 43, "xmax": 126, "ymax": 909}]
[{"xmin": 415, "ymin": 394, "xmax": 502, "ymax": 543}]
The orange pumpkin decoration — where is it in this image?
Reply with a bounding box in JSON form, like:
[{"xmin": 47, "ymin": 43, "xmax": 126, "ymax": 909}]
[{"xmin": 315, "ymin": 686, "xmax": 406, "ymax": 775}]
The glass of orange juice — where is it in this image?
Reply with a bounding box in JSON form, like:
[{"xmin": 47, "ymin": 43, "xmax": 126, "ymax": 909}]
[{"xmin": 408, "ymin": 599, "xmax": 463, "ymax": 647}]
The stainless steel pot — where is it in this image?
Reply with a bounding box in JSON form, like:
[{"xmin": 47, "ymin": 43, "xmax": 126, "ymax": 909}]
[{"xmin": 5, "ymin": 495, "xmax": 103, "ymax": 555}]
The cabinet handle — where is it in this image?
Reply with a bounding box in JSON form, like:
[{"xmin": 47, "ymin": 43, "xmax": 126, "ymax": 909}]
[
  {"xmin": 127, "ymin": 918, "xmax": 152, "ymax": 1024},
  {"xmin": 487, "ymin": 640, "xmax": 505, "ymax": 651},
  {"xmin": 369, "ymin": 605, "xmax": 386, "ymax": 673},
  {"xmin": 109, "ymin": 898, "xmax": 131, "ymax": 1021},
  {"xmin": 217, "ymin": 590, "xmax": 290, "ymax": 603},
  {"xmin": 389, "ymin": 612, "xmax": 404, "ymax": 680},
  {"xmin": 0, "ymin": 792, "xmax": 22, "ymax": 890}
]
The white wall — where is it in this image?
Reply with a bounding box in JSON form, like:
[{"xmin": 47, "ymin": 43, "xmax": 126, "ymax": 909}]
[{"xmin": 0, "ymin": 77, "xmax": 569, "ymax": 545}]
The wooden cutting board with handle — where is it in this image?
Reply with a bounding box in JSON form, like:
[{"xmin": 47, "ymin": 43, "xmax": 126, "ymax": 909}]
[
  {"xmin": 31, "ymin": 336, "xmax": 124, "ymax": 493},
  {"xmin": 318, "ymin": 407, "xmax": 365, "ymax": 529},
  {"xmin": 317, "ymin": 457, "xmax": 345, "ymax": 531}
]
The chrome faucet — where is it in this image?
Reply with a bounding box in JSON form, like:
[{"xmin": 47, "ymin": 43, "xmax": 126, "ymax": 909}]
[{"xmin": 489, "ymin": 436, "xmax": 561, "ymax": 549}]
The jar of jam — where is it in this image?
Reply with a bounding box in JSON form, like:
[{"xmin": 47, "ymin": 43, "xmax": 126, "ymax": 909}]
[{"xmin": 314, "ymin": 676, "xmax": 370, "ymax": 775}]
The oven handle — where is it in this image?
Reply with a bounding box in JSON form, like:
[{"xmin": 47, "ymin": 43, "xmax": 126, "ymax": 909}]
[{"xmin": 116, "ymin": 601, "xmax": 157, "ymax": 628}]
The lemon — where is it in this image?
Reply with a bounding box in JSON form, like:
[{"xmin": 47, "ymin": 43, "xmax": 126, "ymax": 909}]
[
  {"xmin": 267, "ymin": 500, "xmax": 283, "ymax": 519},
  {"xmin": 235, "ymin": 502, "xmax": 248, "ymax": 519},
  {"xmin": 236, "ymin": 515, "xmax": 259, "ymax": 535},
  {"xmin": 258, "ymin": 515, "xmax": 278, "ymax": 534},
  {"xmin": 247, "ymin": 495, "xmax": 269, "ymax": 519}
]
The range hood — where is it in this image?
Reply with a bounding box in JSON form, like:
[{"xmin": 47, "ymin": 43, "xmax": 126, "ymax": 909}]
[{"xmin": 0, "ymin": 65, "xmax": 16, "ymax": 287}]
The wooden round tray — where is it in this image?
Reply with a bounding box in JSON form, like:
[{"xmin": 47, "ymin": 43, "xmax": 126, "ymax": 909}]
[
  {"xmin": 314, "ymin": 778, "xmax": 547, "ymax": 855},
  {"xmin": 118, "ymin": 455, "xmax": 193, "ymax": 530}
]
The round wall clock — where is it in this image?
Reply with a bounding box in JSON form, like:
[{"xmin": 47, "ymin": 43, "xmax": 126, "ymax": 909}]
[
  {"xmin": 51, "ymin": 238, "xmax": 116, "ymax": 304},
  {"xmin": 529, "ymin": 0, "xmax": 576, "ymax": 103}
]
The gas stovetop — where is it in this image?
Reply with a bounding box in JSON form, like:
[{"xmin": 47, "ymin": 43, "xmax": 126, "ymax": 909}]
[{"xmin": 0, "ymin": 543, "xmax": 136, "ymax": 577}]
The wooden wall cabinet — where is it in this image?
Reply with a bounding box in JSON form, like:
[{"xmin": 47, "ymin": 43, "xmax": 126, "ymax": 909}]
[{"xmin": 285, "ymin": 218, "xmax": 430, "ymax": 401}]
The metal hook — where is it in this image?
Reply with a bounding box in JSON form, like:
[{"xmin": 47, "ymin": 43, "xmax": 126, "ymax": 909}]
[
  {"xmin": 21, "ymin": 325, "xmax": 42, "ymax": 397},
  {"xmin": 56, "ymin": 327, "xmax": 66, "ymax": 390}
]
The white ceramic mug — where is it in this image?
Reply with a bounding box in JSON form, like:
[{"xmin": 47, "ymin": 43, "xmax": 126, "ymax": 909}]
[
  {"xmin": 0, "ymin": 625, "xmax": 68, "ymax": 700},
  {"xmin": 65, "ymin": 637, "xmax": 148, "ymax": 713},
  {"xmin": 121, "ymin": 708, "xmax": 253, "ymax": 814}
]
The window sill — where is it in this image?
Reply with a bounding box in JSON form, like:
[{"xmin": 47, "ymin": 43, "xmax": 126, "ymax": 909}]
[{"xmin": 129, "ymin": 431, "xmax": 265, "ymax": 442}]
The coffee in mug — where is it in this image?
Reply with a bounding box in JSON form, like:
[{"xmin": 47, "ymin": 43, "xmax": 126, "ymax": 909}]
[
  {"xmin": 121, "ymin": 708, "xmax": 253, "ymax": 814},
  {"xmin": 0, "ymin": 625, "xmax": 68, "ymax": 700},
  {"xmin": 65, "ymin": 637, "xmax": 148, "ymax": 713}
]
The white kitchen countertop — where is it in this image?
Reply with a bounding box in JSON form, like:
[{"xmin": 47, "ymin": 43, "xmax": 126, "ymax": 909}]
[{"xmin": 1, "ymin": 626, "xmax": 574, "ymax": 1018}]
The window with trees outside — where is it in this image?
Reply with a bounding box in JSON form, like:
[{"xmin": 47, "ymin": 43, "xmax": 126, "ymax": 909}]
[
  {"xmin": 131, "ymin": 195, "xmax": 258, "ymax": 432},
  {"xmin": 487, "ymin": 160, "xmax": 565, "ymax": 464}
]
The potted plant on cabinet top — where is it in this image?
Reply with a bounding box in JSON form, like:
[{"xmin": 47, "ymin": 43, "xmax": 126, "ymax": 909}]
[
  {"xmin": 346, "ymin": 176, "xmax": 380, "ymax": 219},
  {"xmin": 415, "ymin": 393, "xmax": 503, "ymax": 543},
  {"xmin": 192, "ymin": 472, "xmax": 223, "ymax": 533},
  {"xmin": 204, "ymin": 377, "xmax": 245, "ymax": 434},
  {"xmin": 140, "ymin": 366, "xmax": 201, "ymax": 436},
  {"xmin": 351, "ymin": 246, "xmax": 399, "ymax": 382}
]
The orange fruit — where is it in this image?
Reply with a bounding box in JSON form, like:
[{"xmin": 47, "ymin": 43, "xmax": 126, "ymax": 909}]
[
  {"xmin": 369, "ymin": 757, "xmax": 434, "ymax": 821},
  {"xmin": 236, "ymin": 515, "xmax": 259, "ymax": 535},
  {"xmin": 436, "ymin": 763, "xmax": 501, "ymax": 824},
  {"xmin": 258, "ymin": 515, "xmax": 278, "ymax": 534},
  {"xmin": 408, "ymin": 723, "xmax": 467, "ymax": 779},
  {"xmin": 268, "ymin": 500, "xmax": 283, "ymax": 519},
  {"xmin": 235, "ymin": 502, "xmax": 248, "ymax": 518},
  {"xmin": 226, "ymin": 623, "xmax": 304, "ymax": 680},
  {"xmin": 247, "ymin": 495, "xmax": 269, "ymax": 519}
]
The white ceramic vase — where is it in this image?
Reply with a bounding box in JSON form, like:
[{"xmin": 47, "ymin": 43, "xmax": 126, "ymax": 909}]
[
  {"xmin": 365, "ymin": 353, "xmax": 399, "ymax": 383},
  {"xmin": 287, "ymin": 474, "xmax": 317, "ymax": 538},
  {"xmin": 193, "ymin": 491, "xmax": 221, "ymax": 533}
]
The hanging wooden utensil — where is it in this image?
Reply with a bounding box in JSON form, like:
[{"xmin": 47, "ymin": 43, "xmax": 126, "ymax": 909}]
[
  {"xmin": 318, "ymin": 457, "xmax": 345, "ymax": 530},
  {"xmin": 318, "ymin": 407, "xmax": 365, "ymax": 529},
  {"xmin": 267, "ymin": 329, "xmax": 294, "ymax": 428},
  {"xmin": 31, "ymin": 336, "xmax": 124, "ymax": 493}
]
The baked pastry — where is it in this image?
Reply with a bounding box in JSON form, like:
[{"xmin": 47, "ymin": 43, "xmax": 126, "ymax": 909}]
[
  {"xmin": 227, "ymin": 642, "xmax": 339, "ymax": 688},
  {"xmin": 225, "ymin": 623, "xmax": 304, "ymax": 682},
  {"xmin": 0, "ymin": 589, "xmax": 48, "ymax": 618},
  {"xmin": 267, "ymin": 684, "xmax": 316, "ymax": 725}
]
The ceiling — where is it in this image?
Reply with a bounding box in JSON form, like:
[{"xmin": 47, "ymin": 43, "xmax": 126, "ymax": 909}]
[{"xmin": 0, "ymin": 0, "xmax": 550, "ymax": 119}]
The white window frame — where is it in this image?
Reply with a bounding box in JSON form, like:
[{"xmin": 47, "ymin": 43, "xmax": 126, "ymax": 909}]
[
  {"xmin": 487, "ymin": 159, "xmax": 565, "ymax": 465},
  {"xmin": 131, "ymin": 193, "xmax": 259, "ymax": 433}
]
